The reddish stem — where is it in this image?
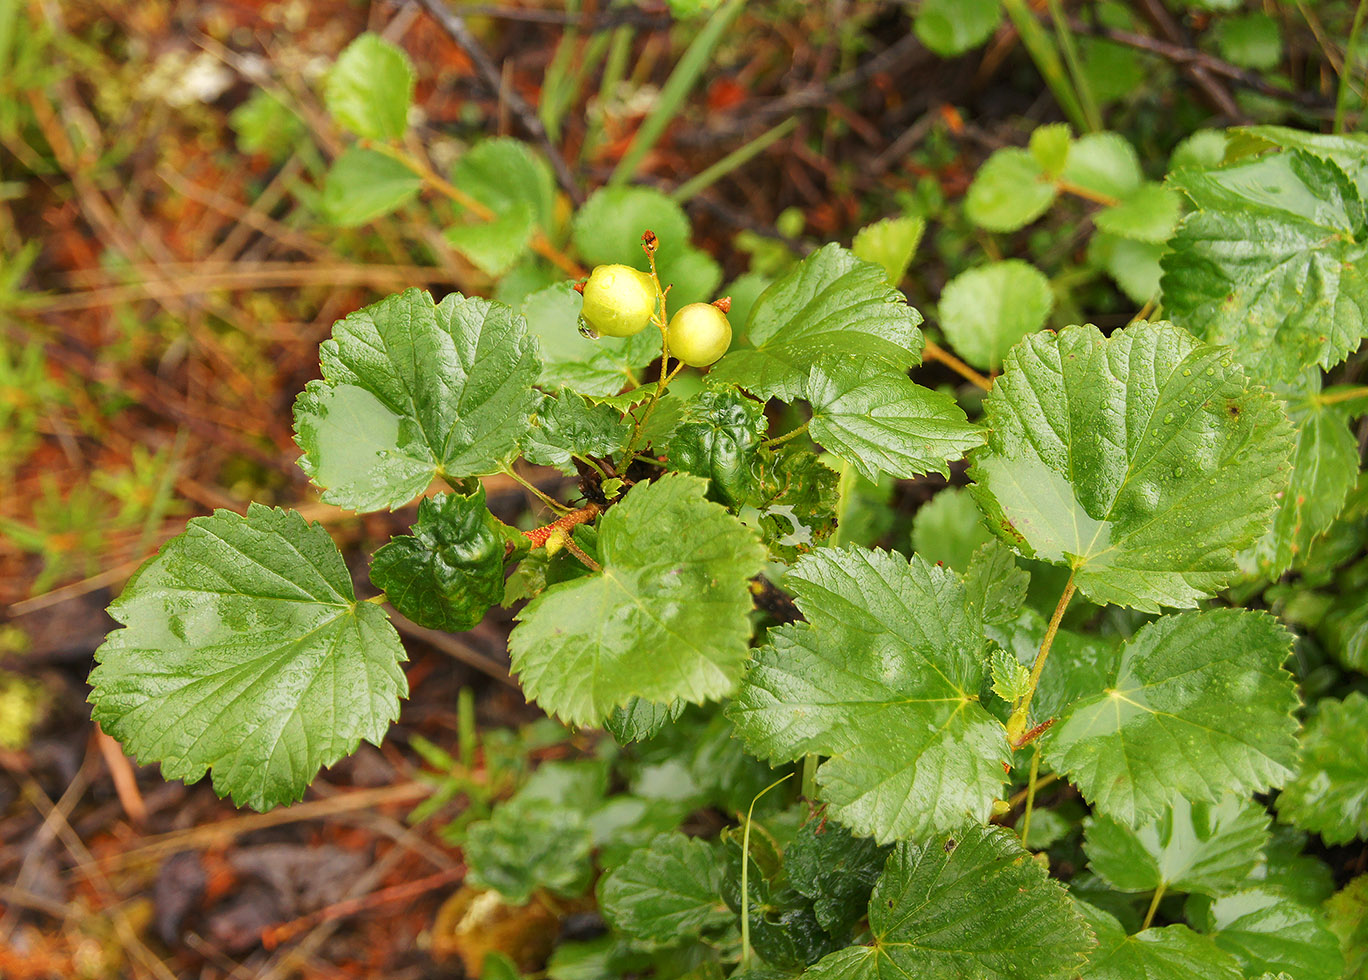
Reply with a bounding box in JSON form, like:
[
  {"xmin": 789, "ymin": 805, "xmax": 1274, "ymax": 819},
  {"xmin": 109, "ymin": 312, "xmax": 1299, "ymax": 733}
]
[{"xmin": 522, "ymin": 504, "xmax": 601, "ymax": 548}]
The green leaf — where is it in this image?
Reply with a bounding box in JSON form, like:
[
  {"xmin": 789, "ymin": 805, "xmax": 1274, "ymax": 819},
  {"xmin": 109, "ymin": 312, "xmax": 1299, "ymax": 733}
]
[
  {"xmin": 452, "ymin": 137, "xmax": 555, "ymax": 230},
  {"xmin": 605, "ymin": 698, "xmax": 684, "ymax": 744},
  {"xmin": 1227, "ymin": 126, "xmax": 1368, "ymax": 195},
  {"xmin": 293, "ymin": 288, "xmax": 540, "ymax": 512},
  {"xmin": 1214, "ymin": 13, "xmax": 1282, "ymax": 71},
  {"xmin": 785, "ymin": 820, "xmax": 890, "ymax": 936},
  {"xmin": 1170, "ymin": 130, "xmax": 1229, "ymax": 171},
  {"xmin": 445, "ymin": 202, "xmax": 536, "ymax": 277},
  {"xmin": 1076, "ymin": 902, "xmax": 1243, "ymax": 980},
  {"xmin": 1276, "ymin": 692, "xmax": 1368, "ymax": 845},
  {"xmin": 729, "ymin": 548, "xmax": 1011, "ymax": 842},
  {"xmin": 320, "ymin": 148, "xmax": 421, "ymax": 227},
  {"xmin": 851, "ymin": 215, "xmax": 925, "ymax": 285},
  {"xmin": 938, "ymin": 259, "xmax": 1054, "ymax": 372},
  {"xmin": 913, "ymin": 0, "xmax": 1002, "ymax": 55},
  {"xmin": 707, "ymin": 244, "xmax": 924, "ymax": 401},
  {"xmin": 1194, "ymin": 888, "xmax": 1344, "ymax": 980},
  {"xmin": 324, "ymin": 33, "xmax": 414, "ymax": 141},
  {"xmin": 523, "ymin": 389, "xmax": 629, "ymax": 475},
  {"xmin": 509, "ymin": 475, "xmax": 766, "ymax": 727},
  {"xmin": 806, "ymin": 825, "xmax": 1094, "ymax": 980},
  {"xmin": 804, "ymin": 355, "xmax": 982, "ymax": 482},
  {"xmin": 1063, "ymin": 132, "xmax": 1143, "ymax": 199},
  {"xmin": 1326, "ymin": 875, "xmax": 1368, "ymax": 980},
  {"xmin": 88, "ymin": 505, "xmax": 407, "ymax": 811},
  {"xmin": 966, "ymin": 147, "xmax": 1058, "ymax": 231},
  {"xmin": 1163, "ymin": 150, "xmax": 1368, "ymax": 382},
  {"xmin": 369, "ymin": 488, "xmax": 508, "ymax": 632},
  {"xmin": 1241, "ymin": 384, "xmax": 1360, "ymax": 578},
  {"xmin": 910, "ymin": 486, "xmax": 993, "ymax": 572},
  {"xmin": 970, "ymin": 321, "xmax": 1294, "ymax": 611},
  {"xmin": 662, "ymin": 386, "xmax": 768, "ymax": 507},
  {"xmin": 464, "ymin": 798, "xmax": 594, "ymax": 904},
  {"xmin": 1250, "ymin": 827, "xmax": 1334, "ymax": 907},
  {"xmin": 572, "ymin": 185, "xmax": 689, "ymax": 268},
  {"xmin": 1088, "ymin": 232, "xmax": 1165, "ymax": 305},
  {"xmin": 1041, "ymin": 609, "xmax": 1299, "ymax": 825},
  {"xmin": 230, "ymin": 90, "xmax": 304, "ymax": 161},
  {"xmin": 964, "ymin": 539, "xmax": 1030, "ymax": 625},
  {"xmin": 520, "ymin": 283, "xmax": 658, "ymax": 397},
  {"xmin": 990, "ymin": 647, "xmax": 1031, "ymax": 702},
  {"xmin": 1095, "ymin": 183, "xmax": 1182, "ymax": 244},
  {"xmin": 1083, "ymin": 793, "xmax": 1270, "ymax": 897},
  {"xmin": 1031, "ymin": 123, "xmax": 1074, "ymax": 178},
  {"xmin": 598, "ymin": 832, "xmax": 731, "ymax": 945}
]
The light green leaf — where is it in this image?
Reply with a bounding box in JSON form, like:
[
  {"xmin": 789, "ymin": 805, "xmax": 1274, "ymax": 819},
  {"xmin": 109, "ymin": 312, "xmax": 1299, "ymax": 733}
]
[
  {"xmin": 369, "ymin": 488, "xmax": 509, "ymax": 633},
  {"xmin": 88, "ymin": 505, "xmax": 407, "ymax": 811},
  {"xmin": 1214, "ymin": 13, "xmax": 1282, "ymax": 71},
  {"xmin": 1031, "ymin": 123, "xmax": 1074, "ymax": 178},
  {"xmin": 970, "ymin": 321, "xmax": 1294, "ymax": 611},
  {"xmin": 452, "ymin": 137, "xmax": 555, "ymax": 229},
  {"xmin": 966, "ymin": 147, "xmax": 1058, "ymax": 231},
  {"xmin": 520, "ymin": 283, "xmax": 658, "ymax": 397},
  {"xmin": 1227, "ymin": 126, "xmax": 1368, "ymax": 195},
  {"xmin": 1063, "ymin": 132, "xmax": 1143, "ymax": 200},
  {"xmin": 851, "ymin": 214, "xmax": 925, "ymax": 285},
  {"xmin": 605, "ymin": 698, "xmax": 684, "ymax": 744},
  {"xmin": 445, "ymin": 202, "xmax": 536, "ymax": 276},
  {"xmin": 465, "ymin": 798, "xmax": 594, "ymax": 904},
  {"xmin": 990, "ymin": 648, "xmax": 1031, "ymax": 703},
  {"xmin": 806, "ymin": 825, "xmax": 1094, "ymax": 980},
  {"xmin": 1083, "ymin": 793, "xmax": 1270, "ymax": 897},
  {"xmin": 1163, "ymin": 150, "xmax": 1368, "ymax": 382},
  {"xmin": 1276, "ymin": 692, "xmax": 1368, "ymax": 845},
  {"xmin": 1076, "ymin": 902, "xmax": 1243, "ymax": 980},
  {"xmin": 729, "ymin": 548, "xmax": 1010, "ymax": 842},
  {"xmin": 572, "ymin": 185, "xmax": 689, "ymax": 268},
  {"xmin": 1088, "ymin": 232, "xmax": 1165, "ymax": 305},
  {"xmin": 1095, "ymin": 183, "xmax": 1182, "ymax": 244},
  {"xmin": 230, "ymin": 90, "xmax": 304, "ymax": 161},
  {"xmin": 1241, "ymin": 383, "xmax": 1360, "ymax": 578},
  {"xmin": 1195, "ymin": 888, "xmax": 1344, "ymax": 980},
  {"xmin": 910, "ymin": 486, "xmax": 993, "ymax": 572},
  {"xmin": 598, "ymin": 832, "xmax": 731, "ymax": 945},
  {"xmin": 509, "ymin": 475, "xmax": 766, "ymax": 727},
  {"xmin": 294, "ymin": 288, "xmax": 540, "ymax": 512},
  {"xmin": 523, "ymin": 389, "xmax": 630, "ymax": 474},
  {"xmin": 1041, "ymin": 609, "xmax": 1299, "ymax": 825},
  {"xmin": 1170, "ymin": 130, "xmax": 1229, "ymax": 171},
  {"xmin": 939, "ymin": 259, "xmax": 1054, "ymax": 371},
  {"xmin": 320, "ymin": 148, "xmax": 421, "ymax": 227},
  {"xmin": 1326, "ymin": 875, "xmax": 1368, "ymax": 980},
  {"xmin": 913, "ymin": 0, "xmax": 1002, "ymax": 55},
  {"xmin": 324, "ymin": 33, "xmax": 414, "ymax": 142},
  {"xmin": 708, "ymin": 244, "xmax": 924, "ymax": 401},
  {"xmin": 964, "ymin": 539, "xmax": 1030, "ymax": 626},
  {"xmin": 804, "ymin": 355, "xmax": 983, "ymax": 482}
]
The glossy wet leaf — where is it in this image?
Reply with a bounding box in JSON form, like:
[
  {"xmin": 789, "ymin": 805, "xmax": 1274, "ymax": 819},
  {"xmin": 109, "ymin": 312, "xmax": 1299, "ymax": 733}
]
[
  {"xmin": 294, "ymin": 288, "xmax": 540, "ymax": 512},
  {"xmin": 804, "ymin": 355, "xmax": 983, "ymax": 482},
  {"xmin": 523, "ymin": 389, "xmax": 629, "ymax": 475},
  {"xmin": 324, "ymin": 33, "xmax": 413, "ymax": 141},
  {"xmin": 1163, "ymin": 150, "xmax": 1368, "ymax": 382},
  {"xmin": 938, "ymin": 259, "xmax": 1054, "ymax": 372},
  {"xmin": 598, "ymin": 832, "xmax": 731, "ymax": 945},
  {"xmin": 785, "ymin": 821, "xmax": 890, "ymax": 936},
  {"xmin": 1041, "ymin": 609, "xmax": 1299, "ymax": 825},
  {"xmin": 965, "ymin": 148, "xmax": 1057, "ymax": 231},
  {"xmin": 1195, "ymin": 888, "xmax": 1344, "ymax": 980},
  {"xmin": 970, "ymin": 320, "xmax": 1294, "ymax": 611},
  {"xmin": 369, "ymin": 488, "xmax": 510, "ymax": 633},
  {"xmin": 509, "ymin": 475, "xmax": 766, "ymax": 727},
  {"xmin": 88, "ymin": 505, "xmax": 407, "ymax": 811},
  {"xmin": 1275, "ymin": 692, "xmax": 1368, "ymax": 845},
  {"xmin": 729, "ymin": 548, "xmax": 1010, "ymax": 842},
  {"xmin": 806, "ymin": 825, "xmax": 1093, "ymax": 980},
  {"xmin": 708, "ymin": 244, "xmax": 924, "ymax": 401},
  {"xmin": 320, "ymin": 148, "xmax": 421, "ymax": 227},
  {"xmin": 1076, "ymin": 902, "xmax": 1243, "ymax": 980},
  {"xmin": 520, "ymin": 283, "xmax": 659, "ymax": 397},
  {"xmin": 1083, "ymin": 793, "xmax": 1270, "ymax": 897},
  {"xmin": 663, "ymin": 386, "xmax": 768, "ymax": 507}
]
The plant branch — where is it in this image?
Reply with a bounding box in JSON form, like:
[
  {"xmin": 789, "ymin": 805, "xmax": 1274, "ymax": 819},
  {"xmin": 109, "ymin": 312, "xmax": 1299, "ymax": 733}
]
[
  {"xmin": 1142, "ymin": 881, "xmax": 1167, "ymax": 929},
  {"xmin": 1008, "ymin": 572, "xmax": 1077, "ymax": 745},
  {"xmin": 764, "ymin": 420, "xmax": 810, "ymax": 448},
  {"xmin": 924, "ymin": 339, "xmax": 992, "ymax": 391},
  {"xmin": 522, "ymin": 504, "xmax": 601, "ymax": 548},
  {"xmin": 504, "ymin": 466, "xmax": 573, "ymax": 513},
  {"xmin": 1020, "ymin": 748, "xmax": 1042, "ymax": 849}
]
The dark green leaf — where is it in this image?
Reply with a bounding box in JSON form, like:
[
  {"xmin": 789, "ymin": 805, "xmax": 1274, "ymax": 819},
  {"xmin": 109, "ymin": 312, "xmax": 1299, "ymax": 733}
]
[
  {"xmin": 1195, "ymin": 888, "xmax": 1344, "ymax": 980},
  {"xmin": 464, "ymin": 799, "xmax": 594, "ymax": 904},
  {"xmin": 1276, "ymin": 692, "xmax": 1368, "ymax": 845},
  {"xmin": 598, "ymin": 833, "xmax": 731, "ymax": 945},
  {"xmin": 785, "ymin": 820, "xmax": 890, "ymax": 936},
  {"xmin": 663, "ymin": 386, "xmax": 768, "ymax": 507},
  {"xmin": 1076, "ymin": 901, "xmax": 1243, "ymax": 980},
  {"xmin": 523, "ymin": 389, "xmax": 629, "ymax": 474},
  {"xmin": 605, "ymin": 698, "xmax": 685, "ymax": 744}
]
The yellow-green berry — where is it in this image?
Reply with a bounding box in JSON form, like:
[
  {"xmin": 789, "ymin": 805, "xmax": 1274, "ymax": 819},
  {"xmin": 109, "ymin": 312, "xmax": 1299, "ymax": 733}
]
[
  {"xmin": 580, "ymin": 264, "xmax": 656, "ymax": 337},
  {"xmin": 667, "ymin": 303, "xmax": 732, "ymax": 367}
]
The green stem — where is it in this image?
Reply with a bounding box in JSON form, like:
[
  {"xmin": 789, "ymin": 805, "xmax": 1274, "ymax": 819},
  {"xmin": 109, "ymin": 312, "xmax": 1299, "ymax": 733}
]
[
  {"xmin": 764, "ymin": 420, "xmax": 810, "ymax": 449},
  {"xmin": 1001, "ymin": 0, "xmax": 1091, "ymax": 133},
  {"xmin": 1020, "ymin": 747, "xmax": 1041, "ymax": 849},
  {"xmin": 1008, "ymin": 572, "xmax": 1077, "ymax": 745},
  {"xmin": 619, "ymin": 248, "xmax": 679, "ymax": 463},
  {"xmin": 1315, "ymin": 383, "xmax": 1368, "ymax": 406},
  {"xmin": 800, "ymin": 754, "xmax": 818, "ymax": 800},
  {"xmin": 457, "ymin": 687, "xmax": 477, "ymax": 771},
  {"xmin": 740, "ymin": 773, "xmax": 794, "ymax": 972},
  {"xmin": 1337, "ymin": 0, "xmax": 1367, "ymax": 133},
  {"xmin": 830, "ymin": 458, "xmax": 859, "ymax": 549},
  {"xmin": 1142, "ymin": 881, "xmax": 1168, "ymax": 930},
  {"xmin": 505, "ymin": 467, "xmax": 572, "ymax": 514},
  {"xmin": 671, "ymin": 118, "xmax": 798, "ymax": 202}
]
